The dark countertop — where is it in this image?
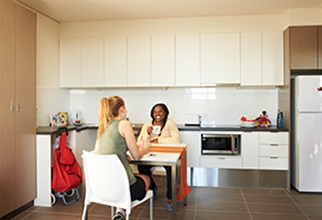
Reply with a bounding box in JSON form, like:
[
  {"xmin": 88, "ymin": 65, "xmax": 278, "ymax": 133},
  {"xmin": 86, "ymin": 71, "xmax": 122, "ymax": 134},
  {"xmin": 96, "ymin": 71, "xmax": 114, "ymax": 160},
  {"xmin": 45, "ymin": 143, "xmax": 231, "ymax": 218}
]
[
  {"xmin": 36, "ymin": 123, "xmax": 288, "ymax": 135},
  {"xmin": 36, "ymin": 125, "xmax": 78, "ymax": 135}
]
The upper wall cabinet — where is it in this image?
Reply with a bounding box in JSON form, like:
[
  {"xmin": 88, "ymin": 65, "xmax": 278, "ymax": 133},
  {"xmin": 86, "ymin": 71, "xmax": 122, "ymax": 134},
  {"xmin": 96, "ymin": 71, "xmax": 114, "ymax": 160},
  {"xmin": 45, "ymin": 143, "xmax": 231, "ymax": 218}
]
[
  {"xmin": 60, "ymin": 39, "xmax": 81, "ymax": 87},
  {"xmin": 287, "ymin": 26, "xmax": 320, "ymax": 70},
  {"xmin": 60, "ymin": 38, "xmax": 104, "ymax": 88},
  {"xmin": 82, "ymin": 38, "xmax": 104, "ymax": 87},
  {"xmin": 104, "ymin": 37, "xmax": 127, "ymax": 87},
  {"xmin": 127, "ymin": 36, "xmax": 151, "ymax": 87},
  {"xmin": 241, "ymin": 31, "xmax": 283, "ymax": 86},
  {"xmin": 262, "ymin": 32, "xmax": 283, "ymax": 85},
  {"xmin": 175, "ymin": 34, "xmax": 200, "ymax": 86},
  {"xmin": 151, "ymin": 35, "xmax": 175, "ymax": 87},
  {"xmin": 200, "ymin": 33, "xmax": 240, "ymax": 85},
  {"xmin": 240, "ymin": 32, "xmax": 262, "ymax": 86}
]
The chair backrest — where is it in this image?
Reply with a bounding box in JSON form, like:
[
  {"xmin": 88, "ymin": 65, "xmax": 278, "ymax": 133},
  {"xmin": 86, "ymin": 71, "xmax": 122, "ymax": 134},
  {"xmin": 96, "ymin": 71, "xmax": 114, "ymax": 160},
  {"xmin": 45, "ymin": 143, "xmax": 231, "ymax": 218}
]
[{"xmin": 82, "ymin": 150, "xmax": 132, "ymax": 211}]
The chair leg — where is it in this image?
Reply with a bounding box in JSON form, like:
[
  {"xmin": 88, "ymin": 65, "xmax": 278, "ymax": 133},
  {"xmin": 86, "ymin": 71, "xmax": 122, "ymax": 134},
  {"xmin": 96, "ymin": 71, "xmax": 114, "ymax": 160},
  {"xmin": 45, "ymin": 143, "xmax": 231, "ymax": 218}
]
[
  {"xmin": 82, "ymin": 204, "xmax": 88, "ymax": 220},
  {"xmin": 150, "ymin": 197, "xmax": 153, "ymax": 220}
]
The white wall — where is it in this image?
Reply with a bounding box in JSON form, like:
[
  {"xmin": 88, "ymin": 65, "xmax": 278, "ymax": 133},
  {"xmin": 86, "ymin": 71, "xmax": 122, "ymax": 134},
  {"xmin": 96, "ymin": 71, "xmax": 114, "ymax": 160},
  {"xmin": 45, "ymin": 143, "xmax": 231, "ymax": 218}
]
[
  {"xmin": 36, "ymin": 9, "xmax": 322, "ymax": 127},
  {"xmin": 69, "ymin": 87, "xmax": 278, "ymax": 126},
  {"xmin": 37, "ymin": 15, "xmax": 70, "ymax": 126}
]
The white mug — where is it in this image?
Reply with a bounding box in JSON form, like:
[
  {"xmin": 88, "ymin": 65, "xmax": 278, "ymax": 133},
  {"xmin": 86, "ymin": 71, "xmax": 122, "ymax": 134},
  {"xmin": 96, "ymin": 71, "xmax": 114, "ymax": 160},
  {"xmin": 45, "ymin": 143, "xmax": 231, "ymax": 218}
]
[{"xmin": 152, "ymin": 125, "xmax": 161, "ymax": 134}]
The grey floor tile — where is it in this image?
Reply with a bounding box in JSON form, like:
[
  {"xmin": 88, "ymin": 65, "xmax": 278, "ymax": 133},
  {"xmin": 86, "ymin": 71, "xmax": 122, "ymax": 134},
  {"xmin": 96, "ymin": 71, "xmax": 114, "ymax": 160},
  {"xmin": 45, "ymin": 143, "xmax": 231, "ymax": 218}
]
[
  {"xmin": 9, "ymin": 176, "xmax": 322, "ymax": 220},
  {"xmin": 247, "ymin": 203, "xmax": 304, "ymax": 215}
]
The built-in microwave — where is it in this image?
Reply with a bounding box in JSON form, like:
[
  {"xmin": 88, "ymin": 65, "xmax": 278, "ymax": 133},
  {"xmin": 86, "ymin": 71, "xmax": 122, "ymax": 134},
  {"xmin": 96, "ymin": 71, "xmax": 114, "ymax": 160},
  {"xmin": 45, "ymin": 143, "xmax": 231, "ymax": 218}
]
[{"xmin": 201, "ymin": 133, "xmax": 241, "ymax": 155}]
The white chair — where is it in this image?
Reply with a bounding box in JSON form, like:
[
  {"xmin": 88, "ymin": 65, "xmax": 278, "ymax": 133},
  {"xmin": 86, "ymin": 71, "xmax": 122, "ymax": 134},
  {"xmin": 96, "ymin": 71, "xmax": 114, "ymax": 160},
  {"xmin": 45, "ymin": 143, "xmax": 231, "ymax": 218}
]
[{"xmin": 81, "ymin": 150, "xmax": 153, "ymax": 220}]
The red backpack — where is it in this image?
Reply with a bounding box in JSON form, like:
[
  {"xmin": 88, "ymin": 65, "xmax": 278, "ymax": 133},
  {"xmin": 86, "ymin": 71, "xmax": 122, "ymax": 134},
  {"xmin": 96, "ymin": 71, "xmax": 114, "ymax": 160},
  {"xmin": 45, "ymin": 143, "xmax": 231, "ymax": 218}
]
[{"xmin": 52, "ymin": 130, "xmax": 83, "ymax": 193}]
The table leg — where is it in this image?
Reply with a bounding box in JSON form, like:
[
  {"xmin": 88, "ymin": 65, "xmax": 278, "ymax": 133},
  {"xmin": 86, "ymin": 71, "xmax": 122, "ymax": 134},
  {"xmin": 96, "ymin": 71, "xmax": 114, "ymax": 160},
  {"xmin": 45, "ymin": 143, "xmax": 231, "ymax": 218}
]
[{"xmin": 171, "ymin": 164, "xmax": 177, "ymax": 220}]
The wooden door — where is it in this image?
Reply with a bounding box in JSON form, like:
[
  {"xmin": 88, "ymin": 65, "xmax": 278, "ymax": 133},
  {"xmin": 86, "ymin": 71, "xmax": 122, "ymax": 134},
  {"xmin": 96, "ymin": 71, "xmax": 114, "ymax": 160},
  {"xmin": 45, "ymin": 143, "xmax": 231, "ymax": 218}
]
[
  {"xmin": 318, "ymin": 26, "xmax": 322, "ymax": 69},
  {"xmin": 14, "ymin": 3, "xmax": 37, "ymax": 207},
  {"xmin": 0, "ymin": 0, "xmax": 16, "ymax": 217},
  {"xmin": 290, "ymin": 26, "xmax": 317, "ymax": 69}
]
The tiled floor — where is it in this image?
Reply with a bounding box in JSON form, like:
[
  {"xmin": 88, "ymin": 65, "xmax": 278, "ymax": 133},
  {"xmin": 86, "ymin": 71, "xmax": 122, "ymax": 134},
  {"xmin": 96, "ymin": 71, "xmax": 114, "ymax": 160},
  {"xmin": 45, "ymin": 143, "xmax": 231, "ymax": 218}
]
[{"xmin": 12, "ymin": 175, "xmax": 322, "ymax": 220}]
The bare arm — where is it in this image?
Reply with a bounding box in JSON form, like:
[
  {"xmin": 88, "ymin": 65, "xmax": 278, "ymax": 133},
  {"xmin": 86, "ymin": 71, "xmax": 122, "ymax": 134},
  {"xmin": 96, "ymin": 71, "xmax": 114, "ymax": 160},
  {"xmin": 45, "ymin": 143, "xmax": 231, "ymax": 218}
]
[{"xmin": 119, "ymin": 120, "xmax": 150, "ymax": 160}]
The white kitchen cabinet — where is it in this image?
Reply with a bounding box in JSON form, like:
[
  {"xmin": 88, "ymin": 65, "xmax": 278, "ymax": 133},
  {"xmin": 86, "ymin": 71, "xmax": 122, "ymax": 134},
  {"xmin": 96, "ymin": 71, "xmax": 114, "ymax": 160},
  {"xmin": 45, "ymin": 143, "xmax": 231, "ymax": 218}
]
[
  {"xmin": 240, "ymin": 32, "xmax": 262, "ymax": 86},
  {"xmin": 104, "ymin": 37, "xmax": 127, "ymax": 87},
  {"xmin": 151, "ymin": 35, "xmax": 175, "ymax": 87},
  {"xmin": 82, "ymin": 38, "xmax": 104, "ymax": 87},
  {"xmin": 200, "ymin": 156, "xmax": 243, "ymax": 168},
  {"xmin": 60, "ymin": 38, "xmax": 104, "ymax": 88},
  {"xmin": 127, "ymin": 35, "xmax": 151, "ymax": 86},
  {"xmin": 241, "ymin": 132, "xmax": 259, "ymax": 169},
  {"xmin": 200, "ymin": 33, "xmax": 240, "ymax": 85},
  {"xmin": 59, "ymin": 38, "xmax": 82, "ymax": 87},
  {"xmin": 259, "ymin": 132, "xmax": 288, "ymax": 170},
  {"xmin": 240, "ymin": 31, "xmax": 283, "ymax": 86},
  {"xmin": 179, "ymin": 131, "xmax": 201, "ymax": 167},
  {"xmin": 175, "ymin": 34, "xmax": 200, "ymax": 86},
  {"xmin": 262, "ymin": 31, "xmax": 283, "ymax": 86}
]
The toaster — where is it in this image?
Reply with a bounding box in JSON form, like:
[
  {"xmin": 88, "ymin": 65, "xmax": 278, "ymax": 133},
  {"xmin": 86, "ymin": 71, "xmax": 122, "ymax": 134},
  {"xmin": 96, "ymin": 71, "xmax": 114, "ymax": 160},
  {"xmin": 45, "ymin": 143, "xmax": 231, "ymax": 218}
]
[{"xmin": 184, "ymin": 114, "xmax": 201, "ymax": 126}]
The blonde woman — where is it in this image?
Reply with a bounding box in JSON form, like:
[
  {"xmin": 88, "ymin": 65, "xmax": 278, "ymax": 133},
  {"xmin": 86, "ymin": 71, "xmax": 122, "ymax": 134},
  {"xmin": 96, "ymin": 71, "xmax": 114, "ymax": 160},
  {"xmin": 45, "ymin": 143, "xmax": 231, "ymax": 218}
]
[{"xmin": 94, "ymin": 96, "xmax": 151, "ymax": 220}]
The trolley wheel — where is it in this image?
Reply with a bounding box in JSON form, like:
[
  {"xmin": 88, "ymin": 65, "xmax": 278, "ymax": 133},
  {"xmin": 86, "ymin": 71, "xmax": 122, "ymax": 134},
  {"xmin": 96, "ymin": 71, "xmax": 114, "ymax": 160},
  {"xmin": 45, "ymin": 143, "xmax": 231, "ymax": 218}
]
[
  {"xmin": 65, "ymin": 189, "xmax": 75, "ymax": 197},
  {"xmin": 51, "ymin": 193, "xmax": 56, "ymax": 206}
]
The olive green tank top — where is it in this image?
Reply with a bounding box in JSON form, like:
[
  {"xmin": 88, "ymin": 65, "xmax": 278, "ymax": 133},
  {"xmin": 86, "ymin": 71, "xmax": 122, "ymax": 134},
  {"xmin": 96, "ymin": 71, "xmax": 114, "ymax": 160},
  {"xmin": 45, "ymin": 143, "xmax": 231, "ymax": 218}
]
[{"xmin": 95, "ymin": 120, "xmax": 136, "ymax": 185}]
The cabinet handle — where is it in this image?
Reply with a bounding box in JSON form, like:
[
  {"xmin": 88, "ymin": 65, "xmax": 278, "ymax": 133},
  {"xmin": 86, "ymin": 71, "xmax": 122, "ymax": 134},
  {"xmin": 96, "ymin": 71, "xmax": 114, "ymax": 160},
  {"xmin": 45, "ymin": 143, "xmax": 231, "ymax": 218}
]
[
  {"xmin": 16, "ymin": 101, "xmax": 20, "ymax": 112},
  {"xmin": 270, "ymin": 156, "xmax": 278, "ymax": 159},
  {"xmin": 10, "ymin": 100, "xmax": 15, "ymax": 112},
  {"xmin": 270, "ymin": 144, "xmax": 278, "ymax": 146}
]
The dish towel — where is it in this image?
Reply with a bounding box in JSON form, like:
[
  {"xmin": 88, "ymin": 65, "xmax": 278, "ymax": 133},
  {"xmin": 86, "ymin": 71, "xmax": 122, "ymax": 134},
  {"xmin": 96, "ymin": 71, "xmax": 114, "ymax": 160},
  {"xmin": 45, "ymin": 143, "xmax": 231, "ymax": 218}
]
[{"xmin": 149, "ymin": 145, "xmax": 191, "ymax": 201}]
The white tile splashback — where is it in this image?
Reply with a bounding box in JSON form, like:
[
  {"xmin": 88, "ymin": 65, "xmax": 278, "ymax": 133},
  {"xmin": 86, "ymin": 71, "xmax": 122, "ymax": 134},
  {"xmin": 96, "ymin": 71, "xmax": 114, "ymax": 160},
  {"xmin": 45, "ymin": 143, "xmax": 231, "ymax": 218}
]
[{"xmin": 68, "ymin": 87, "xmax": 278, "ymax": 126}]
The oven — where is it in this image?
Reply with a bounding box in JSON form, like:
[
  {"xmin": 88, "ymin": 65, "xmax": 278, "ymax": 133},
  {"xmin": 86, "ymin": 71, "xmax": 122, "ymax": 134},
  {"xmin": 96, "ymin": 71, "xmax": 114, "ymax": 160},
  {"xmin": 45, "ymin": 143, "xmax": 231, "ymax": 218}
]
[{"xmin": 201, "ymin": 132, "xmax": 241, "ymax": 155}]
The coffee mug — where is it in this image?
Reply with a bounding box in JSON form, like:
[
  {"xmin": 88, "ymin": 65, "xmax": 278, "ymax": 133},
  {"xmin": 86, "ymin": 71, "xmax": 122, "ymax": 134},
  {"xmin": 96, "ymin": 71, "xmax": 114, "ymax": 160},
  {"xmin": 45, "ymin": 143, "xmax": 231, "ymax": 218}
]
[{"xmin": 152, "ymin": 125, "xmax": 161, "ymax": 134}]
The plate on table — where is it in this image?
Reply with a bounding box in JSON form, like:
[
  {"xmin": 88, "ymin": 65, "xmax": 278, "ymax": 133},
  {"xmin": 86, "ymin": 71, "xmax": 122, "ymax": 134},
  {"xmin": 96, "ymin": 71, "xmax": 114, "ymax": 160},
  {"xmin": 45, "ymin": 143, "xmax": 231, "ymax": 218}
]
[{"xmin": 240, "ymin": 121, "xmax": 257, "ymax": 128}]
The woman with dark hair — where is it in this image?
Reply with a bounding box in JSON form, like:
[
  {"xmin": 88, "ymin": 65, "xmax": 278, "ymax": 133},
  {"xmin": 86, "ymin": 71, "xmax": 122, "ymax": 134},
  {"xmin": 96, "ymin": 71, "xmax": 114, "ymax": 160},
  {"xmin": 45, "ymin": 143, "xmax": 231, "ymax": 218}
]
[{"xmin": 137, "ymin": 103, "xmax": 180, "ymax": 211}]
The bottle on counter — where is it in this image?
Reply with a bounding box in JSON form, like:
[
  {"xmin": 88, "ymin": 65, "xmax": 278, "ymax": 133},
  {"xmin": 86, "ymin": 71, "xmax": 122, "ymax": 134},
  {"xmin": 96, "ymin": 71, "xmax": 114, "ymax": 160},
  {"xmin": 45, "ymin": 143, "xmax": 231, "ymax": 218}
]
[{"xmin": 277, "ymin": 110, "xmax": 284, "ymax": 128}]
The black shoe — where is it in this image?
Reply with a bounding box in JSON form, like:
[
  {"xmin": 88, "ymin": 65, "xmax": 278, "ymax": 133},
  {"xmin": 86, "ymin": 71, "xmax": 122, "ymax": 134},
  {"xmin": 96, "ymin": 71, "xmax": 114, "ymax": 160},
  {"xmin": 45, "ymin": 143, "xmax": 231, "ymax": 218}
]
[
  {"xmin": 113, "ymin": 212, "xmax": 125, "ymax": 220},
  {"xmin": 153, "ymin": 185, "xmax": 158, "ymax": 200}
]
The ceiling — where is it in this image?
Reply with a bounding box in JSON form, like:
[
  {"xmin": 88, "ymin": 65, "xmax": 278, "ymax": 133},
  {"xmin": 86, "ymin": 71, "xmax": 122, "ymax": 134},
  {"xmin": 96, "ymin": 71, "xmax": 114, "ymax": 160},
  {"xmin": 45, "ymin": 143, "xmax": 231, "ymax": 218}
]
[{"xmin": 16, "ymin": 0, "xmax": 322, "ymax": 23}]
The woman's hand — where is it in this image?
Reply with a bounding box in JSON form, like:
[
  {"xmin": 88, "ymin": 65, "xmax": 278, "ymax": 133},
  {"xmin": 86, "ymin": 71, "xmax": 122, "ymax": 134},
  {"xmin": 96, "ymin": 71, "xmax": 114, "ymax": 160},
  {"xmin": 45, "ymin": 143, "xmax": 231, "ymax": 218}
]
[
  {"xmin": 139, "ymin": 137, "xmax": 151, "ymax": 155},
  {"xmin": 150, "ymin": 138, "xmax": 158, "ymax": 143},
  {"xmin": 147, "ymin": 126, "xmax": 153, "ymax": 135}
]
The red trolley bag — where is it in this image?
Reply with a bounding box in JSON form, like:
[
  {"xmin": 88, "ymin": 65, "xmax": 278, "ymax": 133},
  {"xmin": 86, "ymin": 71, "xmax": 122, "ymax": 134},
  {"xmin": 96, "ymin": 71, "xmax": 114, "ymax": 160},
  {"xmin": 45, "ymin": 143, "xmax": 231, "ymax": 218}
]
[{"xmin": 51, "ymin": 128, "xmax": 82, "ymax": 205}]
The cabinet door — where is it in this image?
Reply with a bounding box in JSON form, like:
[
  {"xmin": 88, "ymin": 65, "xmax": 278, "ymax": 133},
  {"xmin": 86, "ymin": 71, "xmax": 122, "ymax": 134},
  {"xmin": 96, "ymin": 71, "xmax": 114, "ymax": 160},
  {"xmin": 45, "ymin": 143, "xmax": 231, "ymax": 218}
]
[
  {"xmin": 290, "ymin": 26, "xmax": 318, "ymax": 69},
  {"xmin": 82, "ymin": 38, "xmax": 104, "ymax": 87},
  {"xmin": 201, "ymin": 33, "xmax": 240, "ymax": 85},
  {"xmin": 179, "ymin": 131, "xmax": 200, "ymax": 167},
  {"xmin": 127, "ymin": 36, "xmax": 151, "ymax": 86},
  {"xmin": 104, "ymin": 37, "xmax": 127, "ymax": 87},
  {"xmin": 240, "ymin": 32, "xmax": 262, "ymax": 86},
  {"xmin": 151, "ymin": 35, "xmax": 175, "ymax": 86},
  {"xmin": 0, "ymin": 0, "xmax": 16, "ymax": 216},
  {"xmin": 59, "ymin": 38, "xmax": 82, "ymax": 87},
  {"xmin": 241, "ymin": 132, "xmax": 259, "ymax": 169},
  {"xmin": 318, "ymin": 26, "xmax": 322, "ymax": 69},
  {"xmin": 175, "ymin": 34, "xmax": 200, "ymax": 86},
  {"xmin": 200, "ymin": 156, "xmax": 243, "ymax": 168},
  {"xmin": 262, "ymin": 31, "xmax": 283, "ymax": 85},
  {"xmin": 14, "ymin": 3, "xmax": 37, "ymax": 207}
]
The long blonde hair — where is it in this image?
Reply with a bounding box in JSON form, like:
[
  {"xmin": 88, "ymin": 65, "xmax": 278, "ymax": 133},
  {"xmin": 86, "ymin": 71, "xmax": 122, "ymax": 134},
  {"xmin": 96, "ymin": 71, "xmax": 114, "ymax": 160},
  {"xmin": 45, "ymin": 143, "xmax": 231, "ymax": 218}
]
[{"xmin": 97, "ymin": 96, "xmax": 125, "ymax": 138}]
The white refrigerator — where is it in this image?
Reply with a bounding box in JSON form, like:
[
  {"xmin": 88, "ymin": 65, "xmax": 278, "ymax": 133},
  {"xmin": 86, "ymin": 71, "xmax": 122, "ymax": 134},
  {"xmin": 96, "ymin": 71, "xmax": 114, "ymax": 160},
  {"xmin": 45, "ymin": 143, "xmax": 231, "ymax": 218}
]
[{"xmin": 292, "ymin": 75, "xmax": 322, "ymax": 192}]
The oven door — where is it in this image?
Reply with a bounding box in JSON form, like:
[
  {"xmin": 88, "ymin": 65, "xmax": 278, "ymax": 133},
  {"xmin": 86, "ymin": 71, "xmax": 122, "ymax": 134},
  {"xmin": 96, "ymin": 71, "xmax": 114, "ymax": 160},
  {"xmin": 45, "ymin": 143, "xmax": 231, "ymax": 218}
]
[{"xmin": 201, "ymin": 133, "xmax": 240, "ymax": 155}]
